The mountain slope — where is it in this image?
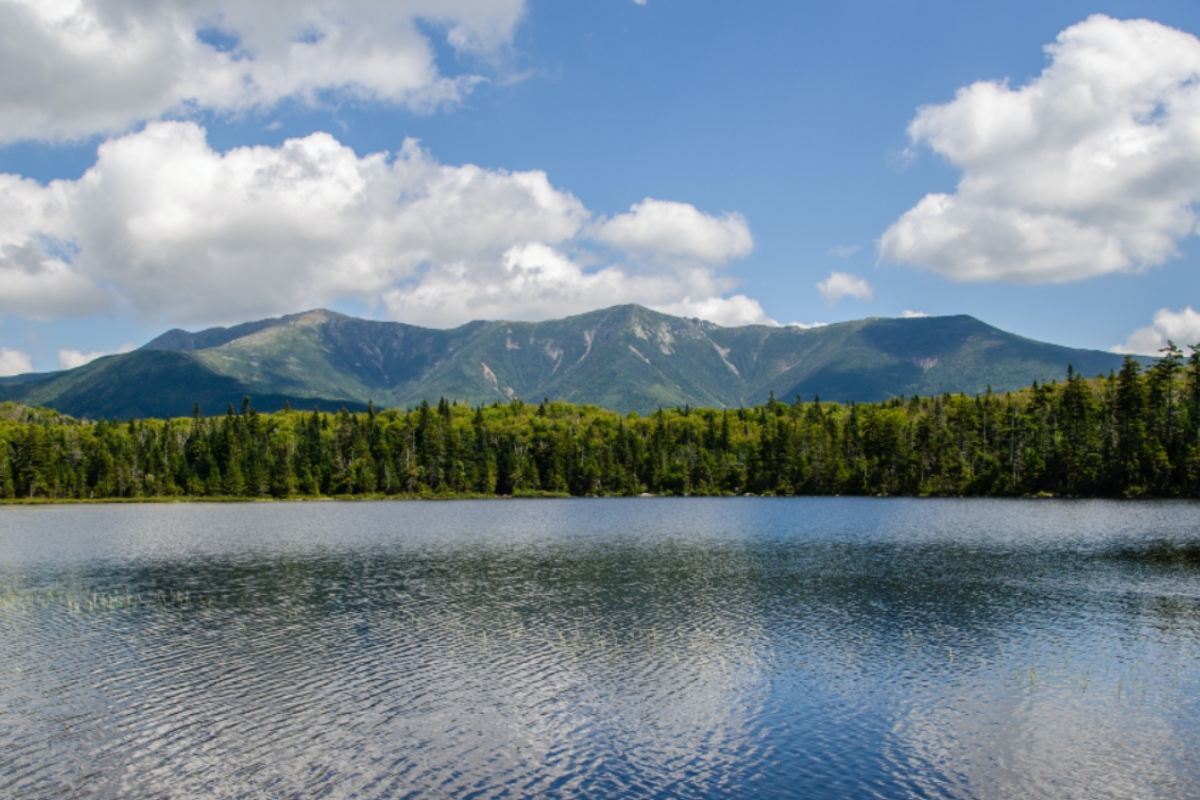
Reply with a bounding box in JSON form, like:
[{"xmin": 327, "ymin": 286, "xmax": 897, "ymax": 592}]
[
  {"xmin": 0, "ymin": 305, "xmax": 1138, "ymax": 417},
  {"xmin": 0, "ymin": 349, "xmax": 371, "ymax": 419}
]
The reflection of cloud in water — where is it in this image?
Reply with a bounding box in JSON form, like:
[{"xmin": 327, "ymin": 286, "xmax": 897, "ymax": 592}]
[
  {"xmin": 894, "ymin": 687, "xmax": 1191, "ymax": 798},
  {"xmin": 0, "ymin": 543, "xmax": 774, "ymax": 798},
  {"xmin": 335, "ymin": 576, "xmax": 772, "ymax": 796},
  {"xmin": 888, "ymin": 631, "xmax": 1200, "ymax": 799},
  {"xmin": 5, "ymin": 498, "xmax": 1200, "ymax": 798}
]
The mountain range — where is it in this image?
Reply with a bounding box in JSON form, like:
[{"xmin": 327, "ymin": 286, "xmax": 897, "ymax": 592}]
[{"xmin": 0, "ymin": 305, "xmax": 1136, "ymax": 418}]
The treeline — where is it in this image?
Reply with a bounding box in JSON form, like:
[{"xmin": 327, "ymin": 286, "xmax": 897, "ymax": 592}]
[{"xmin": 2, "ymin": 346, "xmax": 1200, "ymax": 500}]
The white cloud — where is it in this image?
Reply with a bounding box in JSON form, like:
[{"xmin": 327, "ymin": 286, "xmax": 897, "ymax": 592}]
[
  {"xmin": 1113, "ymin": 307, "xmax": 1200, "ymax": 355},
  {"xmin": 0, "ymin": 122, "xmax": 762, "ymax": 328},
  {"xmin": 0, "ymin": 247, "xmax": 109, "ymax": 319},
  {"xmin": 880, "ymin": 15, "xmax": 1200, "ymax": 283},
  {"xmin": 0, "ymin": 173, "xmax": 107, "ymax": 318},
  {"xmin": 900, "ymin": 309, "xmax": 929, "ymax": 318},
  {"xmin": 58, "ymin": 342, "xmax": 137, "ymax": 370},
  {"xmin": 0, "ymin": 0, "xmax": 527, "ymax": 143},
  {"xmin": 650, "ymin": 294, "xmax": 770, "ymax": 327},
  {"xmin": 828, "ymin": 244, "xmax": 860, "ymax": 258},
  {"xmin": 0, "ymin": 347, "xmax": 32, "ymax": 376},
  {"xmin": 382, "ymin": 242, "xmax": 768, "ymax": 327},
  {"xmin": 593, "ymin": 199, "xmax": 753, "ymax": 266},
  {"xmin": 816, "ymin": 271, "xmax": 873, "ymax": 304}
]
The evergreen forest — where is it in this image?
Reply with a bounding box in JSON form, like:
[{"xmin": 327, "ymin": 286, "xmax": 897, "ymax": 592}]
[{"xmin": 3, "ymin": 348, "xmax": 1199, "ymax": 501}]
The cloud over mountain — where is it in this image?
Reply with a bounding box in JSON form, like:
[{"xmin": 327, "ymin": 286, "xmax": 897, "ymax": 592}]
[
  {"xmin": 593, "ymin": 199, "xmax": 753, "ymax": 266},
  {"xmin": 817, "ymin": 271, "xmax": 873, "ymax": 304},
  {"xmin": 0, "ymin": 347, "xmax": 32, "ymax": 377},
  {"xmin": 0, "ymin": 122, "xmax": 764, "ymax": 328},
  {"xmin": 881, "ymin": 15, "xmax": 1200, "ymax": 283},
  {"xmin": 1113, "ymin": 307, "xmax": 1200, "ymax": 355}
]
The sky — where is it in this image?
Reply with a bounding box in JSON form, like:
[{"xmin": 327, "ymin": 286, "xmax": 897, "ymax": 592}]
[{"xmin": 2, "ymin": 0, "xmax": 1200, "ymax": 375}]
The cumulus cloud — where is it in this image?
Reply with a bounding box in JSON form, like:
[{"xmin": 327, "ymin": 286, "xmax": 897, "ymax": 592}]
[
  {"xmin": 1113, "ymin": 307, "xmax": 1200, "ymax": 355},
  {"xmin": 58, "ymin": 342, "xmax": 137, "ymax": 370},
  {"xmin": 646, "ymin": 294, "xmax": 770, "ymax": 327},
  {"xmin": 593, "ymin": 199, "xmax": 753, "ymax": 266},
  {"xmin": 900, "ymin": 309, "xmax": 929, "ymax": 318},
  {"xmin": 816, "ymin": 271, "xmax": 873, "ymax": 304},
  {"xmin": 0, "ymin": 0, "xmax": 527, "ymax": 143},
  {"xmin": 383, "ymin": 242, "xmax": 766, "ymax": 326},
  {"xmin": 0, "ymin": 122, "xmax": 763, "ymax": 328},
  {"xmin": 0, "ymin": 173, "xmax": 107, "ymax": 318},
  {"xmin": 880, "ymin": 15, "xmax": 1200, "ymax": 283},
  {"xmin": 0, "ymin": 347, "xmax": 32, "ymax": 376}
]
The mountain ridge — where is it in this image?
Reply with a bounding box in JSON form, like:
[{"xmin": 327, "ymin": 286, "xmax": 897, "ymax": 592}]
[{"xmin": 0, "ymin": 304, "xmax": 1138, "ymax": 418}]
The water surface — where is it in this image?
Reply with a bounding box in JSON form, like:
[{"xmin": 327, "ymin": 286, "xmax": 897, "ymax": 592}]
[{"xmin": 2, "ymin": 498, "xmax": 1199, "ymax": 798}]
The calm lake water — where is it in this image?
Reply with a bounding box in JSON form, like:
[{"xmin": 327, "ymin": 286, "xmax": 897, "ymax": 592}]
[{"xmin": 1, "ymin": 498, "xmax": 1199, "ymax": 799}]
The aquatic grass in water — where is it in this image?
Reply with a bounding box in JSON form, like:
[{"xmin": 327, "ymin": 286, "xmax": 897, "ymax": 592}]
[{"xmin": 1, "ymin": 498, "xmax": 1199, "ymax": 798}]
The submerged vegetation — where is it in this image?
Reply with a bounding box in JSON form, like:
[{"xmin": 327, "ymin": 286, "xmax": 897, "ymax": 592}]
[{"xmin": 2, "ymin": 347, "xmax": 1200, "ymax": 500}]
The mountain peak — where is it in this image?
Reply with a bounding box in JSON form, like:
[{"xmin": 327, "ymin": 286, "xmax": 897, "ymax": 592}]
[
  {"xmin": 246, "ymin": 308, "xmax": 354, "ymax": 329},
  {"xmin": 142, "ymin": 308, "xmax": 350, "ymax": 352},
  {"xmin": 283, "ymin": 309, "xmax": 347, "ymax": 327}
]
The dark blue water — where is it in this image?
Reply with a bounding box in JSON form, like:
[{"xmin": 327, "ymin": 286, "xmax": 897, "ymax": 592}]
[{"xmin": 1, "ymin": 498, "xmax": 1199, "ymax": 799}]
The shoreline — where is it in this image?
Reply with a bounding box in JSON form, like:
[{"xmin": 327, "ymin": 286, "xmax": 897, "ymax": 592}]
[{"xmin": 0, "ymin": 491, "xmax": 1186, "ymax": 506}]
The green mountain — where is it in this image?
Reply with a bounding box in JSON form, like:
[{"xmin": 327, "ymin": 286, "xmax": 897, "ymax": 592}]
[{"xmin": 0, "ymin": 305, "xmax": 1137, "ymax": 418}]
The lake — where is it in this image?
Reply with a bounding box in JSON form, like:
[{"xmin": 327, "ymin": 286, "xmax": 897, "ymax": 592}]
[{"xmin": 1, "ymin": 498, "xmax": 1199, "ymax": 799}]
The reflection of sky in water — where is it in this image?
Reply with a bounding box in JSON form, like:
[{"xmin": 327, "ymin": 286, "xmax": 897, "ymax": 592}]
[{"xmin": 1, "ymin": 498, "xmax": 1199, "ymax": 798}]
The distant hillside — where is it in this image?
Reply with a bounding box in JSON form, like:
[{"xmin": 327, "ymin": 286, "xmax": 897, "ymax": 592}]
[{"xmin": 0, "ymin": 305, "xmax": 1136, "ymax": 418}]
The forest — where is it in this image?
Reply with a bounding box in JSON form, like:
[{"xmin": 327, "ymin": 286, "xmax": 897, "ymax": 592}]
[{"xmin": 2, "ymin": 346, "xmax": 1198, "ymax": 501}]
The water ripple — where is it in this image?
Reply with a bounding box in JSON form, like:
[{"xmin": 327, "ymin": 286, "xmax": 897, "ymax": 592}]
[{"xmin": 1, "ymin": 499, "xmax": 1200, "ymax": 797}]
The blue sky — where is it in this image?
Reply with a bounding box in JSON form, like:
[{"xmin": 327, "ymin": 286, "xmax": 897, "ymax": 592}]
[{"xmin": 2, "ymin": 0, "xmax": 1199, "ymax": 374}]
